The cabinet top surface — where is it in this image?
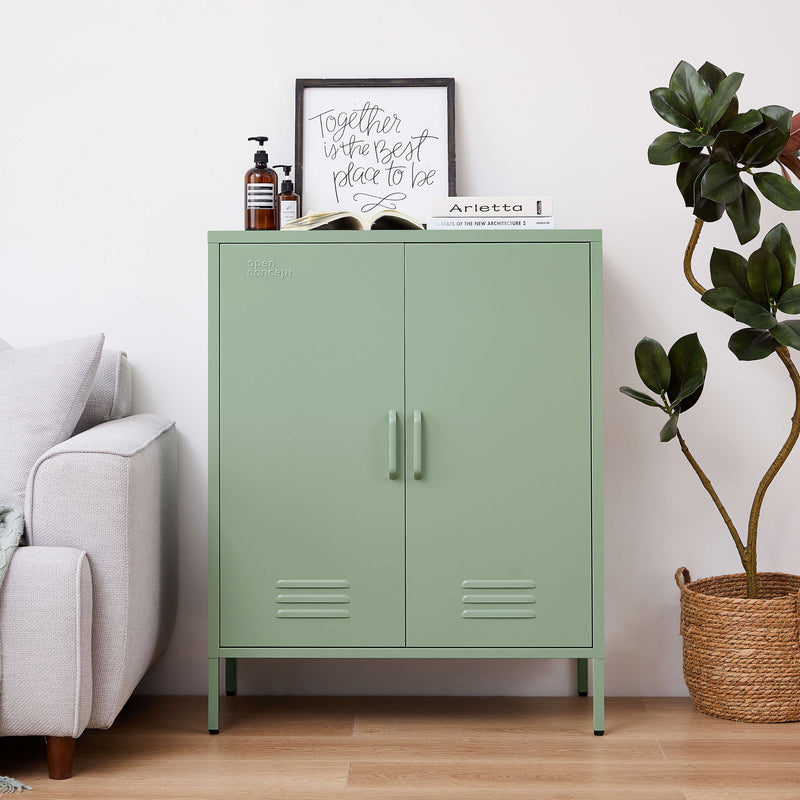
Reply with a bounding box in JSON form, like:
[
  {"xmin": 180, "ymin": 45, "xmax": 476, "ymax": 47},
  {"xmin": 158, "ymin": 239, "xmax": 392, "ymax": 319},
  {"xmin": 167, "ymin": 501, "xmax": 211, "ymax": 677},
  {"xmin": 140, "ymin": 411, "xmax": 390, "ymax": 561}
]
[{"xmin": 208, "ymin": 229, "xmax": 602, "ymax": 244}]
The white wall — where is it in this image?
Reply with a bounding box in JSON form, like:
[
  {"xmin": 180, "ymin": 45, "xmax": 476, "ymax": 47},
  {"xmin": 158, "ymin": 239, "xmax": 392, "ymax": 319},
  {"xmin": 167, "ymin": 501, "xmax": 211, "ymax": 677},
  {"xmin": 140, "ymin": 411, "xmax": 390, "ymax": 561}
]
[{"xmin": 2, "ymin": 0, "xmax": 799, "ymax": 698}]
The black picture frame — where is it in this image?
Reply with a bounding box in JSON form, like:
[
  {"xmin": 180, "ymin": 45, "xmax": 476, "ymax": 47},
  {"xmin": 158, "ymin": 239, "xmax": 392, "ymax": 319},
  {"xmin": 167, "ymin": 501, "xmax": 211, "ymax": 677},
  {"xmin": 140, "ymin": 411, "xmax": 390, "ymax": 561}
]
[{"xmin": 294, "ymin": 77, "xmax": 456, "ymax": 219}]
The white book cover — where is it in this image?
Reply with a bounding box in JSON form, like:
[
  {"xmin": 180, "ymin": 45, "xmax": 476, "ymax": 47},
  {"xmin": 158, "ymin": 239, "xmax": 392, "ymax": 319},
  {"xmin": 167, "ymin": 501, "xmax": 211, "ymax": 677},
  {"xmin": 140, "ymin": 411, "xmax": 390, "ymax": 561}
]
[
  {"xmin": 431, "ymin": 196, "xmax": 553, "ymax": 217},
  {"xmin": 426, "ymin": 216, "xmax": 556, "ymax": 230}
]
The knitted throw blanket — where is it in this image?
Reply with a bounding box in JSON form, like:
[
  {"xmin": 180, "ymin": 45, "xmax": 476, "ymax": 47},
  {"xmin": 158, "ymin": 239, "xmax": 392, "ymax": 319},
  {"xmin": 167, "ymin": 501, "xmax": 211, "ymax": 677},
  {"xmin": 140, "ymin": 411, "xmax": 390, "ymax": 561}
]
[
  {"xmin": 0, "ymin": 506, "xmax": 23, "ymax": 586},
  {"xmin": 0, "ymin": 507, "xmax": 31, "ymax": 793}
]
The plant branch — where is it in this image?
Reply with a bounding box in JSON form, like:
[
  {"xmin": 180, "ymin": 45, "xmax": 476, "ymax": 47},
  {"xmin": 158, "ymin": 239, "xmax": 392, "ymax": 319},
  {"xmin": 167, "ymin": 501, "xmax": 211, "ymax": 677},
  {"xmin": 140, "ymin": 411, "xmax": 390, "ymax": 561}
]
[
  {"xmin": 684, "ymin": 217, "xmax": 707, "ymax": 296},
  {"xmin": 676, "ymin": 428, "xmax": 746, "ymax": 562},
  {"xmin": 744, "ymin": 346, "xmax": 800, "ymax": 596}
]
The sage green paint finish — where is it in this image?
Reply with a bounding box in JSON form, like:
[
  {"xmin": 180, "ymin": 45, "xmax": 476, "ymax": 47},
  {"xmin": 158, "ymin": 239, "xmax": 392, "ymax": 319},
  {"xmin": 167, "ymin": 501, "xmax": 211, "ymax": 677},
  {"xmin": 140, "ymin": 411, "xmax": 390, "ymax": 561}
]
[
  {"xmin": 208, "ymin": 659, "xmax": 219, "ymax": 732},
  {"xmin": 593, "ymin": 658, "xmax": 605, "ymax": 733},
  {"xmin": 225, "ymin": 658, "xmax": 237, "ymax": 695},
  {"xmin": 209, "ymin": 230, "xmax": 604, "ymax": 731},
  {"xmin": 217, "ymin": 243, "xmax": 406, "ymax": 647},
  {"xmin": 405, "ymin": 243, "xmax": 592, "ymax": 647},
  {"xmin": 577, "ymin": 658, "xmax": 589, "ymax": 694},
  {"xmin": 208, "ymin": 243, "xmax": 221, "ymax": 659},
  {"xmin": 208, "ymin": 230, "xmax": 601, "ymax": 244},
  {"xmin": 589, "ymin": 240, "xmax": 605, "ymax": 659},
  {"xmin": 213, "ymin": 646, "xmax": 601, "ymax": 658}
]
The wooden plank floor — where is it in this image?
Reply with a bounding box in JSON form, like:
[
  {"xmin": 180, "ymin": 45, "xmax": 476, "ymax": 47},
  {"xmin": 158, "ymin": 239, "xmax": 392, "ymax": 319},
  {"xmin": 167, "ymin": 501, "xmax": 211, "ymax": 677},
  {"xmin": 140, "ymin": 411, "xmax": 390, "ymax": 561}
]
[{"xmin": 4, "ymin": 695, "xmax": 800, "ymax": 799}]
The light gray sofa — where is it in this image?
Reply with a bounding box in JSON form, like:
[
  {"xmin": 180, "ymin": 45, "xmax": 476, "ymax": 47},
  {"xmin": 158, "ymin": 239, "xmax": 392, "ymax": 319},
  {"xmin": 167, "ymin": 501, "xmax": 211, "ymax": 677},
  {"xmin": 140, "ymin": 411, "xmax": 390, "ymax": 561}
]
[{"xmin": 0, "ymin": 341, "xmax": 177, "ymax": 779}]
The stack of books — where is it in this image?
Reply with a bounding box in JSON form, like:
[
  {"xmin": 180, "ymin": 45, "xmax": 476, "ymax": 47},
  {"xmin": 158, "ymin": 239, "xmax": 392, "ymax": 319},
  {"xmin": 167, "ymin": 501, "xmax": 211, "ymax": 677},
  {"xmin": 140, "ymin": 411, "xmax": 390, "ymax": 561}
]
[{"xmin": 426, "ymin": 196, "xmax": 554, "ymax": 230}]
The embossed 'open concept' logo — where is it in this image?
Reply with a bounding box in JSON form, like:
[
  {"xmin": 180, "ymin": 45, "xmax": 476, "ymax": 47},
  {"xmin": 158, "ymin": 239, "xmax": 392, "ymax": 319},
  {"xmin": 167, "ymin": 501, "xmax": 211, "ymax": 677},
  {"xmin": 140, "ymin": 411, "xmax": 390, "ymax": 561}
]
[{"xmin": 246, "ymin": 259, "xmax": 294, "ymax": 279}]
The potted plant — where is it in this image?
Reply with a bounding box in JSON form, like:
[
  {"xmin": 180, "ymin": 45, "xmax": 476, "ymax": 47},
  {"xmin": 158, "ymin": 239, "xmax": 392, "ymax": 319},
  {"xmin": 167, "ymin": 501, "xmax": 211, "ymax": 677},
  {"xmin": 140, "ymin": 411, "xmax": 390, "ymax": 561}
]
[{"xmin": 621, "ymin": 60, "xmax": 800, "ymax": 722}]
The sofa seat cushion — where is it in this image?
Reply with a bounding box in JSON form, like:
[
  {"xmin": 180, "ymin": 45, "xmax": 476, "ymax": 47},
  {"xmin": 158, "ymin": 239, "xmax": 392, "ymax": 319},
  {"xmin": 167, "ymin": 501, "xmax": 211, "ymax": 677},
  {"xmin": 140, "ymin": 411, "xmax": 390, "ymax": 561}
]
[
  {"xmin": 0, "ymin": 334, "xmax": 104, "ymax": 509},
  {"xmin": 0, "ymin": 546, "xmax": 93, "ymax": 738}
]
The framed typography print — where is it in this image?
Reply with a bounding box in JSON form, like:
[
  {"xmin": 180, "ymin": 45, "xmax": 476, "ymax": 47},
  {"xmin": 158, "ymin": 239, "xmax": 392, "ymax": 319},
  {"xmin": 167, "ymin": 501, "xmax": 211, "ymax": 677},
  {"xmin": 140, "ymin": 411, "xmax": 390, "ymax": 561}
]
[{"xmin": 295, "ymin": 77, "xmax": 456, "ymax": 221}]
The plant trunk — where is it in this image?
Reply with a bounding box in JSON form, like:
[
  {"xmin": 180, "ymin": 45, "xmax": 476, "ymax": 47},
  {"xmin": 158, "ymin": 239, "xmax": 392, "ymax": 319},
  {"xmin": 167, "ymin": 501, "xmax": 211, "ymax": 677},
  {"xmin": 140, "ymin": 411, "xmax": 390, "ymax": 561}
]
[
  {"xmin": 681, "ymin": 220, "xmax": 800, "ymax": 600},
  {"xmin": 745, "ymin": 559, "xmax": 758, "ymax": 598},
  {"xmin": 742, "ymin": 346, "xmax": 800, "ymax": 598}
]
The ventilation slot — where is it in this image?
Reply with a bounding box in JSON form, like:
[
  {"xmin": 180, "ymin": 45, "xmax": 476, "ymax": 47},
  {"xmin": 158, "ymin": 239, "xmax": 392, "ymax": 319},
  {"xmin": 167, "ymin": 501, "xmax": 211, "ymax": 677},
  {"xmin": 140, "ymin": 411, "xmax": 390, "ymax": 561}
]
[
  {"xmin": 275, "ymin": 579, "xmax": 351, "ymax": 619},
  {"xmin": 460, "ymin": 579, "xmax": 536, "ymax": 620}
]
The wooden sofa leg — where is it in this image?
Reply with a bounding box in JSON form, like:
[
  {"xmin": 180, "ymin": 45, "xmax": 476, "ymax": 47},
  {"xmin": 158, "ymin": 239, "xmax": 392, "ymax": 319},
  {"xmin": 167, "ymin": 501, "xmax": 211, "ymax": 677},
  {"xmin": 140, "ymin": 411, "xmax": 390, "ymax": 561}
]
[{"xmin": 46, "ymin": 736, "xmax": 76, "ymax": 779}]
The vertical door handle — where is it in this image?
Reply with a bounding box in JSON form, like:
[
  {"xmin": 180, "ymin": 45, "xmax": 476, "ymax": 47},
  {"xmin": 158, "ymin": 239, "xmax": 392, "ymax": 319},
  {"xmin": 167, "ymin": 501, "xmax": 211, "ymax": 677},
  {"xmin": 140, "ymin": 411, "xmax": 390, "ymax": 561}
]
[
  {"xmin": 388, "ymin": 410, "xmax": 398, "ymax": 479},
  {"xmin": 413, "ymin": 410, "xmax": 423, "ymax": 479}
]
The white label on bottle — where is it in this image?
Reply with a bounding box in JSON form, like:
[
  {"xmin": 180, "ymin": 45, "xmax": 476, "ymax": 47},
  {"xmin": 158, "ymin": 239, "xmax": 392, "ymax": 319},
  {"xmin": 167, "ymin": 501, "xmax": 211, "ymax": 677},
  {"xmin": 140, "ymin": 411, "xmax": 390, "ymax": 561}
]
[
  {"xmin": 247, "ymin": 184, "xmax": 274, "ymax": 210},
  {"xmin": 279, "ymin": 200, "xmax": 298, "ymax": 226}
]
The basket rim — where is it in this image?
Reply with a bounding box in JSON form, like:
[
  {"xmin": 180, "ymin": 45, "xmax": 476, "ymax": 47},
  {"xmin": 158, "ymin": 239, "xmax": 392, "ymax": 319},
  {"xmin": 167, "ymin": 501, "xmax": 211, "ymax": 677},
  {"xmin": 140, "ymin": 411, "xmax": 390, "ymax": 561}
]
[{"xmin": 678, "ymin": 568, "xmax": 800, "ymax": 603}]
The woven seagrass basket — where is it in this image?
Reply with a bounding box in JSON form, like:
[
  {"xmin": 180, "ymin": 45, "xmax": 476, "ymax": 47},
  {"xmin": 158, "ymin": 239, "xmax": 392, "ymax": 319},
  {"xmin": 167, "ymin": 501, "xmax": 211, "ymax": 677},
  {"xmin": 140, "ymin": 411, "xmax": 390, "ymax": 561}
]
[{"xmin": 675, "ymin": 567, "xmax": 800, "ymax": 723}]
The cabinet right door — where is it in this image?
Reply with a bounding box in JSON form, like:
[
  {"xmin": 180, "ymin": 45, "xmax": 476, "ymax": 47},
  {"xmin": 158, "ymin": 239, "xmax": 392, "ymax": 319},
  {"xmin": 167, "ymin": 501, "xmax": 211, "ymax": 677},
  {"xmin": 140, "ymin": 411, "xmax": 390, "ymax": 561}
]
[{"xmin": 405, "ymin": 242, "xmax": 594, "ymax": 648}]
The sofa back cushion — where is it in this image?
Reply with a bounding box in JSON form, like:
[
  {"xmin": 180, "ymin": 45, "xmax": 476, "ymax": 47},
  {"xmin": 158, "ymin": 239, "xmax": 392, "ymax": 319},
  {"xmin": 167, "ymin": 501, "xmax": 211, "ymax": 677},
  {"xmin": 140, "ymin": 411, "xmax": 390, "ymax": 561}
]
[
  {"xmin": 0, "ymin": 339, "xmax": 131, "ymax": 435},
  {"xmin": 72, "ymin": 348, "xmax": 132, "ymax": 434},
  {"xmin": 0, "ymin": 334, "xmax": 104, "ymax": 508}
]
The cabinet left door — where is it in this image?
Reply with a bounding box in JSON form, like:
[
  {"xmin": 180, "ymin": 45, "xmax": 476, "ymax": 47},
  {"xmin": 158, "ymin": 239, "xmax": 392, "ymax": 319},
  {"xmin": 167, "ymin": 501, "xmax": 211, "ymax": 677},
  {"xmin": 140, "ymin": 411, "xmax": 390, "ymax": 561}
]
[{"xmin": 215, "ymin": 243, "xmax": 406, "ymax": 648}]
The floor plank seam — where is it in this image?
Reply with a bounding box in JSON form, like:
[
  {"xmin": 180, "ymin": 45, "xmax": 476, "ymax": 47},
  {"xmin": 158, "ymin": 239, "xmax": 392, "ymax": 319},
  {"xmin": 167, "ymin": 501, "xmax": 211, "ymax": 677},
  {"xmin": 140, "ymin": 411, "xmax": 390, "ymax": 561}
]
[{"xmin": 655, "ymin": 738, "xmax": 669, "ymax": 762}]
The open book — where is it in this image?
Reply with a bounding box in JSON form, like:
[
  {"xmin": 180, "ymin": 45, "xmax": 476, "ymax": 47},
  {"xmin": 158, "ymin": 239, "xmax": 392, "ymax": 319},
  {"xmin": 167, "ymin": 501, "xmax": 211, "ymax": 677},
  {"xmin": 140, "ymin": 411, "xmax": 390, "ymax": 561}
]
[{"xmin": 281, "ymin": 209, "xmax": 424, "ymax": 231}]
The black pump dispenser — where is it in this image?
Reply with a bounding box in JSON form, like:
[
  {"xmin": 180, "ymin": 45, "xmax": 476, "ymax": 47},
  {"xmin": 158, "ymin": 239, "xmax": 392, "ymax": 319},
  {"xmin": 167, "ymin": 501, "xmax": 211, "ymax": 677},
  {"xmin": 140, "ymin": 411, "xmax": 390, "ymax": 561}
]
[
  {"xmin": 248, "ymin": 136, "xmax": 270, "ymax": 167},
  {"xmin": 244, "ymin": 136, "xmax": 278, "ymax": 230},
  {"xmin": 275, "ymin": 164, "xmax": 294, "ymax": 194},
  {"xmin": 274, "ymin": 164, "xmax": 301, "ymax": 229}
]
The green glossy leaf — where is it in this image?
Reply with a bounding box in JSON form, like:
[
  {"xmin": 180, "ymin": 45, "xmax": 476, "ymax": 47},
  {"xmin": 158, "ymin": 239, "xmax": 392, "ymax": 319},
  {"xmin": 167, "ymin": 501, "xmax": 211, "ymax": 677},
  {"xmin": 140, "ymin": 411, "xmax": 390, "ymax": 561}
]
[
  {"xmin": 667, "ymin": 333, "xmax": 707, "ymax": 408},
  {"xmin": 670, "ymin": 61, "xmax": 711, "ymax": 124},
  {"xmin": 695, "ymin": 195, "xmax": 725, "ymax": 222},
  {"xmin": 710, "ymin": 130, "xmax": 749, "ymax": 164},
  {"xmin": 634, "ymin": 337, "xmax": 671, "ymax": 394},
  {"xmin": 728, "ymin": 328, "xmax": 781, "ymax": 360},
  {"xmin": 716, "ymin": 96, "xmax": 740, "ymax": 133},
  {"xmin": 678, "ymin": 131, "xmax": 714, "ymax": 148},
  {"xmin": 660, "ymin": 413, "xmax": 680, "ymax": 443},
  {"xmin": 747, "ymin": 247, "xmax": 783, "ymax": 305},
  {"xmin": 678, "ymin": 383, "xmax": 704, "ymax": 413},
  {"xmin": 723, "ymin": 109, "xmax": 763, "ymax": 134},
  {"xmin": 706, "ymin": 72, "xmax": 743, "ymax": 130},
  {"xmin": 725, "ymin": 183, "xmax": 761, "ymax": 244},
  {"xmin": 742, "ymin": 129, "xmax": 790, "ymax": 168},
  {"xmin": 702, "ymin": 286, "xmax": 748, "ymax": 316},
  {"xmin": 650, "ymin": 87, "xmax": 696, "ymax": 130},
  {"xmin": 777, "ymin": 284, "xmax": 800, "ymax": 314},
  {"xmin": 619, "ymin": 386, "xmax": 662, "ymax": 407},
  {"xmin": 763, "ymin": 223, "xmax": 796, "ymax": 295},
  {"xmin": 759, "ymin": 105, "xmax": 793, "ymax": 136},
  {"xmin": 701, "ymin": 160, "xmax": 743, "ymax": 204},
  {"xmin": 648, "ymin": 132, "xmax": 699, "ymax": 165},
  {"xmin": 677, "ymin": 156, "xmax": 709, "ymax": 207},
  {"xmin": 733, "ymin": 300, "xmax": 778, "ymax": 330},
  {"xmin": 772, "ymin": 320, "xmax": 800, "ymax": 349},
  {"xmin": 698, "ymin": 62, "xmax": 726, "ymax": 92},
  {"xmin": 710, "ymin": 247, "xmax": 751, "ymax": 295},
  {"xmin": 754, "ymin": 172, "xmax": 800, "ymax": 210}
]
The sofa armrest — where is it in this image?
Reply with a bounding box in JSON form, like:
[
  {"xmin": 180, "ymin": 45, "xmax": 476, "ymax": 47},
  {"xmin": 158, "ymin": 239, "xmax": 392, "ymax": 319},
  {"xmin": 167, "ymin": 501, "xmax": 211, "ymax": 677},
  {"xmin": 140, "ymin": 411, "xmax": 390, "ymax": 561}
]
[
  {"xmin": 0, "ymin": 547, "xmax": 92, "ymax": 738},
  {"xmin": 24, "ymin": 413, "xmax": 177, "ymax": 728}
]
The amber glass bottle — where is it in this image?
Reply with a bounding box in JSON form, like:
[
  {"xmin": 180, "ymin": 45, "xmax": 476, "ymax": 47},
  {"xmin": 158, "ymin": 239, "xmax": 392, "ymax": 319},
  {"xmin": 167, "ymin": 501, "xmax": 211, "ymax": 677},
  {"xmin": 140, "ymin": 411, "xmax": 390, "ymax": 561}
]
[
  {"xmin": 274, "ymin": 165, "xmax": 301, "ymax": 229},
  {"xmin": 245, "ymin": 136, "xmax": 278, "ymax": 230}
]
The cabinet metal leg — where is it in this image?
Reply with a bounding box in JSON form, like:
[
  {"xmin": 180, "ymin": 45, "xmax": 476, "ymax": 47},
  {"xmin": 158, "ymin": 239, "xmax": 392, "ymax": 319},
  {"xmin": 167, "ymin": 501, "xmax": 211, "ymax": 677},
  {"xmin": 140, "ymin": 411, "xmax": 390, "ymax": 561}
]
[
  {"xmin": 593, "ymin": 657, "xmax": 605, "ymax": 735},
  {"xmin": 225, "ymin": 658, "xmax": 237, "ymax": 696},
  {"xmin": 208, "ymin": 658, "xmax": 220, "ymax": 734},
  {"xmin": 577, "ymin": 658, "xmax": 588, "ymax": 696}
]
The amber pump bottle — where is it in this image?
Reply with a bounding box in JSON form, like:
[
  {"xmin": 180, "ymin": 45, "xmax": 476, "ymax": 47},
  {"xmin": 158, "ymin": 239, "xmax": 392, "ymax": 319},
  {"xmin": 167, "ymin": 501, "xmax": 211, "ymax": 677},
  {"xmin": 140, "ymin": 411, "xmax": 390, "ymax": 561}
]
[
  {"xmin": 244, "ymin": 136, "xmax": 278, "ymax": 230},
  {"xmin": 274, "ymin": 165, "xmax": 300, "ymax": 229}
]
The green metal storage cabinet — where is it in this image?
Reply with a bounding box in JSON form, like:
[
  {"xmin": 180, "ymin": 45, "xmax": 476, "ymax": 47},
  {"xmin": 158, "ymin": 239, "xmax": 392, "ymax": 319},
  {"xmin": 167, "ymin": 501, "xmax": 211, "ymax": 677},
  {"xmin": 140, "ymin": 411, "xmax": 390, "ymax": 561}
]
[{"xmin": 208, "ymin": 230, "xmax": 604, "ymax": 733}]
